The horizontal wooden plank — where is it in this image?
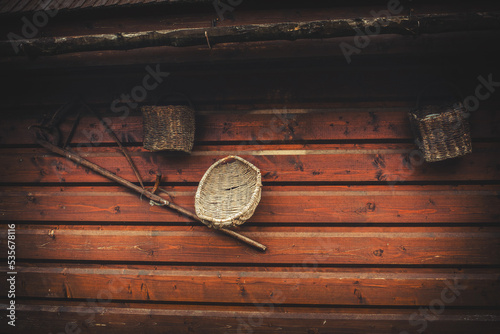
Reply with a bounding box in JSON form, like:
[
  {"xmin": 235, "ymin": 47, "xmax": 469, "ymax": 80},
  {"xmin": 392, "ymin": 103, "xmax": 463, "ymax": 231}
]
[
  {"xmin": 1, "ymin": 143, "xmax": 499, "ymax": 184},
  {"xmin": 0, "ymin": 185, "xmax": 499, "ymax": 223},
  {"xmin": 5, "ymin": 301, "xmax": 500, "ymax": 334},
  {"xmin": 5, "ymin": 264, "xmax": 499, "ymax": 306},
  {"xmin": 3, "ymin": 110, "xmax": 412, "ymax": 144},
  {"xmin": 0, "ymin": 107, "xmax": 498, "ymax": 146},
  {"xmin": 3, "ymin": 225, "xmax": 499, "ymax": 265},
  {"xmin": 0, "ymin": 185, "xmax": 499, "ymax": 224}
]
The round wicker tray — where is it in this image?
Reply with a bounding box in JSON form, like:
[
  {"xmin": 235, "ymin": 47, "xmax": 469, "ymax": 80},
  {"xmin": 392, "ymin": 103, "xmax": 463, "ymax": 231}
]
[{"xmin": 195, "ymin": 156, "xmax": 262, "ymax": 229}]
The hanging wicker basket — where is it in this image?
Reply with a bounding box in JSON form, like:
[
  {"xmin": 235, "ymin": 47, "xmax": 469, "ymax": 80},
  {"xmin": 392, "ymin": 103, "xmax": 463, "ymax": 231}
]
[
  {"xmin": 195, "ymin": 156, "xmax": 262, "ymax": 229},
  {"xmin": 141, "ymin": 95, "xmax": 195, "ymax": 153},
  {"xmin": 409, "ymin": 85, "xmax": 472, "ymax": 163}
]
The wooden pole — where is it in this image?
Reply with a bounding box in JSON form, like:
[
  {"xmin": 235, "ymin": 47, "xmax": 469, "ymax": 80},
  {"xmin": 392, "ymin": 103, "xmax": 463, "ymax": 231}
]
[
  {"xmin": 2, "ymin": 12, "xmax": 500, "ymax": 57},
  {"xmin": 36, "ymin": 138, "xmax": 267, "ymax": 252}
]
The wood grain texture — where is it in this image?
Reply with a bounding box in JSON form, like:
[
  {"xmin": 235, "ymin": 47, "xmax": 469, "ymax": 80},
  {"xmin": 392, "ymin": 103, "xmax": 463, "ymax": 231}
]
[
  {"xmin": 1, "ymin": 143, "xmax": 499, "ymax": 184},
  {"xmin": 0, "ymin": 3, "xmax": 499, "ymax": 331},
  {"xmin": 4, "ymin": 300, "xmax": 500, "ymax": 334},
  {"xmin": 4, "ymin": 2, "xmax": 499, "ymax": 34},
  {"xmin": 1, "ymin": 107, "xmax": 498, "ymax": 145},
  {"xmin": 1, "ymin": 185, "xmax": 499, "ymax": 223},
  {"xmin": 2, "ymin": 11, "xmax": 500, "ymax": 57},
  {"xmin": 6, "ymin": 264, "xmax": 499, "ymax": 306},
  {"xmin": 2, "ymin": 31, "xmax": 500, "ymax": 72},
  {"xmin": 2, "ymin": 224, "xmax": 499, "ymax": 265}
]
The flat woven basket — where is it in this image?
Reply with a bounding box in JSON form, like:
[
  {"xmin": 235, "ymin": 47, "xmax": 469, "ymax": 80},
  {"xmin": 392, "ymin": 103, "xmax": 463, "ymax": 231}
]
[
  {"xmin": 141, "ymin": 104, "xmax": 195, "ymax": 153},
  {"xmin": 409, "ymin": 103, "xmax": 471, "ymax": 162},
  {"xmin": 195, "ymin": 156, "xmax": 262, "ymax": 229}
]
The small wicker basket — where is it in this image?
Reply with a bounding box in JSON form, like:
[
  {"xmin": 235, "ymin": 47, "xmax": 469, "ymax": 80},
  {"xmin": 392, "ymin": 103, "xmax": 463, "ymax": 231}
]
[
  {"xmin": 409, "ymin": 86, "xmax": 472, "ymax": 162},
  {"xmin": 141, "ymin": 97, "xmax": 195, "ymax": 153},
  {"xmin": 195, "ymin": 156, "xmax": 262, "ymax": 229}
]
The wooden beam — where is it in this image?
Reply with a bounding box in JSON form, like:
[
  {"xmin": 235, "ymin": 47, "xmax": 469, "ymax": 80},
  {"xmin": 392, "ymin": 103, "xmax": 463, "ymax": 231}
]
[
  {"xmin": 1, "ymin": 108, "xmax": 498, "ymax": 146},
  {"xmin": 4, "ymin": 225, "xmax": 500, "ymax": 265},
  {"xmin": 2, "ymin": 11, "xmax": 500, "ymax": 57},
  {"xmin": 1, "ymin": 143, "xmax": 499, "ymax": 184},
  {"xmin": 1, "ymin": 185, "xmax": 499, "ymax": 223},
  {"xmin": 2, "ymin": 30, "xmax": 500, "ymax": 71},
  {"xmin": 9, "ymin": 264, "xmax": 500, "ymax": 306}
]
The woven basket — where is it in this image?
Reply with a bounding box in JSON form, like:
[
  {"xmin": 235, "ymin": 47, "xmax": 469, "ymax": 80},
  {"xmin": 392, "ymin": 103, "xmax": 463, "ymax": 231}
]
[
  {"xmin": 409, "ymin": 85, "xmax": 472, "ymax": 162},
  {"xmin": 195, "ymin": 156, "xmax": 262, "ymax": 229},
  {"xmin": 141, "ymin": 104, "xmax": 195, "ymax": 153}
]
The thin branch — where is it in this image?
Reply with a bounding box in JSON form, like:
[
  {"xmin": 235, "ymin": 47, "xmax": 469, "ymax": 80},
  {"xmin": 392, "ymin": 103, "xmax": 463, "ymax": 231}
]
[
  {"xmin": 63, "ymin": 111, "xmax": 81, "ymax": 149},
  {"xmin": 81, "ymin": 101, "xmax": 145, "ymax": 190}
]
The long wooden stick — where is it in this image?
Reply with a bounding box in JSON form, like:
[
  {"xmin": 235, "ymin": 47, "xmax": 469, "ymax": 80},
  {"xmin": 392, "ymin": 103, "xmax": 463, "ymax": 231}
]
[
  {"xmin": 3, "ymin": 12, "xmax": 500, "ymax": 57},
  {"xmin": 36, "ymin": 138, "xmax": 267, "ymax": 252}
]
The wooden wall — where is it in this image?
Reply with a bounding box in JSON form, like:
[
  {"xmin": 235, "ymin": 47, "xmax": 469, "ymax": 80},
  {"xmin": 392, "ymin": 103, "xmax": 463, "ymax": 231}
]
[{"xmin": 1, "ymin": 1, "xmax": 500, "ymax": 333}]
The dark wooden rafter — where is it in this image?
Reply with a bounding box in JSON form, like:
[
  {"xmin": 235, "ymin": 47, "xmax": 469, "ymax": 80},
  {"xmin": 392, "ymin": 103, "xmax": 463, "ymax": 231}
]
[{"xmin": 2, "ymin": 11, "xmax": 500, "ymax": 57}]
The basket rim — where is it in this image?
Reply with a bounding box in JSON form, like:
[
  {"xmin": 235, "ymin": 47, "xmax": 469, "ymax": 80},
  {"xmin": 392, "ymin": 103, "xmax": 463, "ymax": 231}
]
[
  {"xmin": 195, "ymin": 155, "xmax": 262, "ymax": 224},
  {"xmin": 409, "ymin": 102, "xmax": 465, "ymax": 121},
  {"xmin": 140, "ymin": 105, "xmax": 194, "ymax": 111}
]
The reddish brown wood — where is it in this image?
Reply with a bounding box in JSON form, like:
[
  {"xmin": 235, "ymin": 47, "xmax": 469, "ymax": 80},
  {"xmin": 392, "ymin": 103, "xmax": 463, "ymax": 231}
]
[
  {"xmin": 0, "ymin": 185, "xmax": 498, "ymax": 223},
  {"xmin": 9, "ymin": 264, "xmax": 500, "ymax": 306},
  {"xmin": 33, "ymin": 139, "xmax": 267, "ymax": 252},
  {"xmin": 3, "ymin": 224, "xmax": 499, "ymax": 265},
  {"xmin": 0, "ymin": 108, "xmax": 498, "ymax": 146},
  {"xmin": 81, "ymin": 101, "xmax": 145, "ymax": 189},
  {"xmin": 5, "ymin": 300, "xmax": 499, "ymax": 334},
  {"xmin": 0, "ymin": 2, "xmax": 499, "ymax": 332},
  {"xmin": 1, "ymin": 143, "xmax": 499, "ymax": 184}
]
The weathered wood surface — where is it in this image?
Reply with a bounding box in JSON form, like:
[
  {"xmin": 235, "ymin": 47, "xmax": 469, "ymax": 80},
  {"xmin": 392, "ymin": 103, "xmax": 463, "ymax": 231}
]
[
  {"xmin": 2, "ymin": 224, "xmax": 499, "ymax": 265},
  {"xmin": 33, "ymin": 138, "xmax": 267, "ymax": 251},
  {"xmin": 0, "ymin": 107, "xmax": 498, "ymax": 146},
  {"xmin": 2, "ymin": 11, "xmax": 500, "ymax": 57},
  {"xmin": 4, "ymin": 1, "xmax": 499, "ymax": 36},
  {"xmin": 1, "ymin": 143, "xmax": 499, "ymax": 184},
  {"xmin": 1, "ymin": 185, "xmax": 499, "ymax": 223},
  {"xmin": 5, "ymin": 264, "xmax": 499, "ymax": 306},
  {"xmin": 1, "ymin": 3, "xmax": 499, "ymax": 332},
  {"xmin": 5, "ymin": 301, "xmax": 500, "ymax": 334},
  {"xmin": 3, "ymin": 30, "xmax": 500, "ymax": 71},
  {"xmin": 3, "ymin": 1, "xmax": 499, "ymax": 36}
]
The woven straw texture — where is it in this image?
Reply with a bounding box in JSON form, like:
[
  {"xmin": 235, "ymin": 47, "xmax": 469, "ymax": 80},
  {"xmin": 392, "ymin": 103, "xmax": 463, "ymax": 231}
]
[
  {"xmin": 195, "ymin": 156, "xmax": 262, "ymax": 229},
  {"xmin": 409, "ymin": 104, "xmax": 472, "ymax": 162},
  {"xmin": 141, "ymin": 105, "xmax": 195, "ymax": 153}
]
